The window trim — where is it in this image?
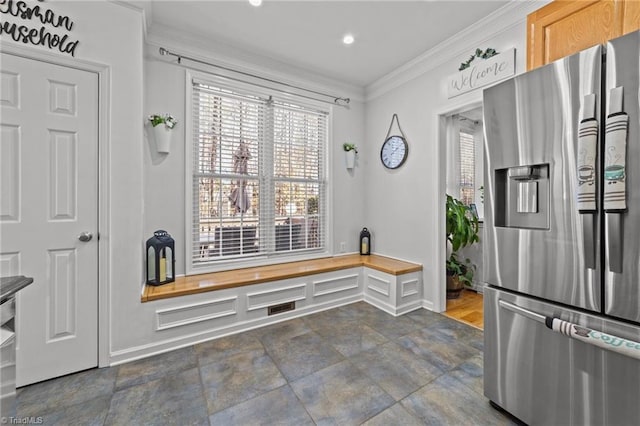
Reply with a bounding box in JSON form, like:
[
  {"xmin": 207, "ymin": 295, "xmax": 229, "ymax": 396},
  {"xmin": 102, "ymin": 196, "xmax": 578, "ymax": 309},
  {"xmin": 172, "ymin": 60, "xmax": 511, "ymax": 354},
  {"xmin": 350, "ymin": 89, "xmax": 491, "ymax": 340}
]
[{"xmin": 184, "ymin": 70, "xmax": 334, "ymax": 275}]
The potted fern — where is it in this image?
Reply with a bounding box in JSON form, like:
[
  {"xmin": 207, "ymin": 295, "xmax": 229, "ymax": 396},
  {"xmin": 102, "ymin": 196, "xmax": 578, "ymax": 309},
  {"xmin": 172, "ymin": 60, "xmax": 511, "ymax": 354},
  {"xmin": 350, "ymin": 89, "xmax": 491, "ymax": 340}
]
[{"xmin": 446, "ymin": 194, "xmax": 479, "ymax": 299}]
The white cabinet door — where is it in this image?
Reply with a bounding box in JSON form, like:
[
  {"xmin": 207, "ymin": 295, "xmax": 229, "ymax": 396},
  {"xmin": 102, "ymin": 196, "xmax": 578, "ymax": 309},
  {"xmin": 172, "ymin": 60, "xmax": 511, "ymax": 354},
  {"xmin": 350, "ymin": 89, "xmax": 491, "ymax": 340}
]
[{"xmin": 0, "ymin": 53, "xmax": 99, "ymax": 386}]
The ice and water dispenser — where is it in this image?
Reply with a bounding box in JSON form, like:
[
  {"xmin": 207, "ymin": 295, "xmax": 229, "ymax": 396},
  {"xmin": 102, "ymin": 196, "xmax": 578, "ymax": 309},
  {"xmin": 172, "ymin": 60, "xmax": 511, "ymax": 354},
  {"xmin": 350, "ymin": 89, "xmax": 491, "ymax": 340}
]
[{"xmin": 494, "ymin": 164, "xmax": 550, "ymax": 229}]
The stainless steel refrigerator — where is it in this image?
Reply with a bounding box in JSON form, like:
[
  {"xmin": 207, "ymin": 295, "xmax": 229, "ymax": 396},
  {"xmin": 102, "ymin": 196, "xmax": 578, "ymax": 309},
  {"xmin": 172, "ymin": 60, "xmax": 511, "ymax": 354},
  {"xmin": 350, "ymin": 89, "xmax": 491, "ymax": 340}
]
[{"xmin": 483, "ymin": 30, "xmax": 640, "ymax": 425}]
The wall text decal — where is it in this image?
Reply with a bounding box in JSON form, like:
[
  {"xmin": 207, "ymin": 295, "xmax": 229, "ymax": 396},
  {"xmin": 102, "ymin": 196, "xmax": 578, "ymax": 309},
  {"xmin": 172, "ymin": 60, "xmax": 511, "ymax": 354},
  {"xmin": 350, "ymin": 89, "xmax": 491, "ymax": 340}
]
[
  {"xmin": 447, "ymin": 48, "xmax": 515, "ymax": 98},
  {"xmin": 0, "ymin": 0, "xmax": 79, "ymax": 57}
]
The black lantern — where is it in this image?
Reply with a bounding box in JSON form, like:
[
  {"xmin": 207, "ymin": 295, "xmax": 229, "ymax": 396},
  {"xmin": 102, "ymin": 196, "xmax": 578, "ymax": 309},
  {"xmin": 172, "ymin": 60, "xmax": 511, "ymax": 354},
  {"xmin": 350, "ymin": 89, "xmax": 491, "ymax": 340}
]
[
  {"xmin": 359, "ymin": 227, "xmax": 371, "ymax": 255},
  {"xmin": 146, "ymin": 230, "xmax": 175, "ymax": 285}
]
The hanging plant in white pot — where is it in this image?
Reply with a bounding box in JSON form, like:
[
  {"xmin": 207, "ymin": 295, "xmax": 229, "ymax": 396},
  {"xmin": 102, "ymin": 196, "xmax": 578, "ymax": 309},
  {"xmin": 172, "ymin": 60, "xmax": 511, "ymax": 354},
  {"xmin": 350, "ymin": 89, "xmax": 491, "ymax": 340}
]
[
  {"xmin": 149, "ymin": 113, "xmax": 178, "ymax": 154},
  {"xmin": 343, "ymin": 142, "xmax": 358, "ymax": 169}
]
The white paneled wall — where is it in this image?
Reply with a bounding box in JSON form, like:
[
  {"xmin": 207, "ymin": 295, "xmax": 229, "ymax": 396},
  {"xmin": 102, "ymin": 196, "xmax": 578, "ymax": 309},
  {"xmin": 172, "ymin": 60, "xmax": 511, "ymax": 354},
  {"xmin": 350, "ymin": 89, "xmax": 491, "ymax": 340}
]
[
  {"xmin": 111, "ymin": 269, "xmax": 369, "ymax": 364},
  {"xmin": 363, "ymin": 268, "xmax": 423, "ymax": 316}
]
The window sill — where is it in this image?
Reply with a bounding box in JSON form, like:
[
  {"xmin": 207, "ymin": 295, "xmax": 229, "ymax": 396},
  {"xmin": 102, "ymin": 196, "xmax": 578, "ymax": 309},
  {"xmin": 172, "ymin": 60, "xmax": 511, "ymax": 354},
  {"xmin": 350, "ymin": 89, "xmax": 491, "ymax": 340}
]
[
  {"xmin": 142, "ymin": 254, "xmax": 422, "ymax": 302},
  {"xmin": 187, "ymin": 249, "xmax": 330, "ymax": 276}
]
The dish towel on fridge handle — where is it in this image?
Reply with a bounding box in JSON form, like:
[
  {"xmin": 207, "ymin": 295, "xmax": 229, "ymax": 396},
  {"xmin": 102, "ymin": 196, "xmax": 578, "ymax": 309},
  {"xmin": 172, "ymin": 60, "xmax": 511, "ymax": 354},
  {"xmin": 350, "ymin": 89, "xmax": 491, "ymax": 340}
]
[
  {"xmin": 604, "ymin": 112, "xmax": 628, "ymax": 211},
  {"xmin": 604, "ymin": 86, "xmax": 628, "ymax": 211},
  {"xmin": 577, "ymin": 118, "xmax": 598, "ymax": 212}
]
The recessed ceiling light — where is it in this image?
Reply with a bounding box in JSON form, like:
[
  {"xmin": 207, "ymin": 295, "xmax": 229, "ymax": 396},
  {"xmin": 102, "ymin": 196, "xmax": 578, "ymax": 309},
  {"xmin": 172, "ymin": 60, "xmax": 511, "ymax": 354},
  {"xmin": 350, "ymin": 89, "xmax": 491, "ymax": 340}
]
[
  {"xmin": 249, "ymin": 0, "xmax": 262, "ymax": 7},
  {"xmin": 343, "ymin": 34, "xmax": 355, "ymax": 45}
]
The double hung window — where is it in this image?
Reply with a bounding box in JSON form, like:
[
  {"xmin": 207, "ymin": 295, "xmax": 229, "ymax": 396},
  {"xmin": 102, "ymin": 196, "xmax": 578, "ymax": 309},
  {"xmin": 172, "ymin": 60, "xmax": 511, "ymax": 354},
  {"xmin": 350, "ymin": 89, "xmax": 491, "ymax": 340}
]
[
  {"xmin": 188, "ymin": 74, "xmax": 328, "ymax": 271},
  {"xmin": 446, "ymin": 111, "xmax": 484, "ymax": 220},
  {"xmin": 458, "ymin": 129, "xmax": 476, "ymax": 206}
]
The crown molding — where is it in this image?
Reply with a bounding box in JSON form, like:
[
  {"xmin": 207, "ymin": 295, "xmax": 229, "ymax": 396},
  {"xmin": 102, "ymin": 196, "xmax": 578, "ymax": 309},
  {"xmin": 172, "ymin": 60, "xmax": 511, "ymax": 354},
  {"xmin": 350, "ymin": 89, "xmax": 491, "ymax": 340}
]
[
  {"xmin": 146, "ymin": 23, "xmax": 365, "ymax": 104},
  {"xmin": 365, "ymin": 0, "xmax": 549, "ymax": 102}
]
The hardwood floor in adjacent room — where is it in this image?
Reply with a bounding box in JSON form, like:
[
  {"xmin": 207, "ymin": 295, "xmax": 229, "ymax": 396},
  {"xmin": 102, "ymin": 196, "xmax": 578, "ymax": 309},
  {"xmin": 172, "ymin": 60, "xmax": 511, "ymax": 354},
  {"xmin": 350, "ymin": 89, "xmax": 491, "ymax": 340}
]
[{"xmin": 444, "ymin": 289, "xmax": 484, "ymax": 330}]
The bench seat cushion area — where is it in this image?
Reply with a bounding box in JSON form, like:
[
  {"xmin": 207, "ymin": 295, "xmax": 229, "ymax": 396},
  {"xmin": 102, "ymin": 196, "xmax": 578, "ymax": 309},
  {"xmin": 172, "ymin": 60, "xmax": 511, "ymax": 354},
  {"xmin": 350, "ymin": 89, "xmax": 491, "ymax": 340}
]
[{"xmin": 142, "ymin": 254, "xmax": 422, "ymax": 302}]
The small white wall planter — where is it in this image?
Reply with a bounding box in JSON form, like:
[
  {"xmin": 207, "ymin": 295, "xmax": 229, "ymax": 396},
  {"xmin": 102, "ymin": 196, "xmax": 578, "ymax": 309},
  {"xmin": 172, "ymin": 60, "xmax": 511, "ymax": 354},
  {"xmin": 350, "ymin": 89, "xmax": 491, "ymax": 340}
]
[
  {"xmin": 343, "ymin": 143, "xmax": 358, "ymax": 170},
  {"xmin": 345, "ymin": 150, "xmax": 356, "ymax": 169},
  {"xmin": 153, "ymin": 125, "xmax": 173, "ymax": 154},
  {"xmin": 149, "ymin": 113, "xmax": 178, "ymax": 155}
]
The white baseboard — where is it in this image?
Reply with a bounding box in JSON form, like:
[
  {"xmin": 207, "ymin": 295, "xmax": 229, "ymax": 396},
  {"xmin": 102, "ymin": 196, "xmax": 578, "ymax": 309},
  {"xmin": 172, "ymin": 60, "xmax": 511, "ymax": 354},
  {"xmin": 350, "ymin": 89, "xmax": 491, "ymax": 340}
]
[{"xmin": 422, "ymin": 299, "xmax": 435, "ymax": 311}]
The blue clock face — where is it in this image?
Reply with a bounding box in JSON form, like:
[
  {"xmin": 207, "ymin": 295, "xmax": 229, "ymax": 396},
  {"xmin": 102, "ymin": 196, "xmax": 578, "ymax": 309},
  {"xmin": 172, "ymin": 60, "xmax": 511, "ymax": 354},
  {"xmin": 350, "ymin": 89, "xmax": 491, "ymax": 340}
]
[{"xmin": 380, "ymin": 135, "xmax": 408, "ymax": 169}]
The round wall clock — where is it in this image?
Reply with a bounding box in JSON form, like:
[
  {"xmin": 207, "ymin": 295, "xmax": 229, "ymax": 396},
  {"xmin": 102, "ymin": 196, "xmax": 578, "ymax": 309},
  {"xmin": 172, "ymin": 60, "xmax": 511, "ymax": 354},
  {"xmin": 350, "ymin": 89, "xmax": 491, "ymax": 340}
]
[
  {"xmin": 381, "ymin": 114, "xmax": 409, "ymax": 169},
  {"xmin": 380, "ymin": 135, "xmax": 408, "ymax": 169}
]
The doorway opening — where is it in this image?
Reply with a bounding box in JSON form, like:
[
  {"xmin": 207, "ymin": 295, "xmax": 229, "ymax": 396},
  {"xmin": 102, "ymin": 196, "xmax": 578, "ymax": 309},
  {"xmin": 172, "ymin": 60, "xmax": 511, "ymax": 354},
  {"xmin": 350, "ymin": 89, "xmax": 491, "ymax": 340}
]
[{"xmin": 443, "ymin": 106, "xmax": 484, "ymax": 329}]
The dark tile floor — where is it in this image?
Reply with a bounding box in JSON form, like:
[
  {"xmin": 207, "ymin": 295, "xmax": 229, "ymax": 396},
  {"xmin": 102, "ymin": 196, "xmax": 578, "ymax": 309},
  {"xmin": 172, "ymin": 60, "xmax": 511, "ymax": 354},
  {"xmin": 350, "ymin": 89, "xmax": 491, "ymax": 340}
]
[{"xmin": 17, "ymin": 302, "xmax": 515, "ymax": 425}]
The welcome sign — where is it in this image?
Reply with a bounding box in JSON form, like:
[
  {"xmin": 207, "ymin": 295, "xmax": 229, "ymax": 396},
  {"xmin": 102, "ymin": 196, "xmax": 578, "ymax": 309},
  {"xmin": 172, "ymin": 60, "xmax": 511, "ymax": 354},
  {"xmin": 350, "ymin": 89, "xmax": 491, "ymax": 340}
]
[{"xmin": 448, "ymin": 48, "xmax": 515, "ymax": 98}]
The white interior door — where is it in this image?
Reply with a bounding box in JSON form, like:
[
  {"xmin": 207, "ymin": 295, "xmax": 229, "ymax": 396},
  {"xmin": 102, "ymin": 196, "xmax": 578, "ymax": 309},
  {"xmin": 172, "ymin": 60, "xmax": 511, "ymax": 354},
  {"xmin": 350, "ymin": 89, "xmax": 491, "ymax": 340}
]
[{"xmin": 0, "ymin": 52, "xmax": 99, "ymax": 386}]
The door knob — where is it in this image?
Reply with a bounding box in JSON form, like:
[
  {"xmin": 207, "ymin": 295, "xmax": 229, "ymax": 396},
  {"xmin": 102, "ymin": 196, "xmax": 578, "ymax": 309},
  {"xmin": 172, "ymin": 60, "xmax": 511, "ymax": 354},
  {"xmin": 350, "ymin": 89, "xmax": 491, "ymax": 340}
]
[{"xmin": 78, "ymin": 232, "xmax": 93, "ymax": 242}]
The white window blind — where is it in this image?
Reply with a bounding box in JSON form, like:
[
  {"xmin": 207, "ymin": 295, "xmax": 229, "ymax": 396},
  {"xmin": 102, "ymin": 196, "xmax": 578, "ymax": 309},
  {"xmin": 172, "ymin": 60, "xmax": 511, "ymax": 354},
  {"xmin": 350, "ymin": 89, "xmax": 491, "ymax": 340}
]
[
  {"xmin": 459, "ymin": 129, "xmax": 475, "ymax": 206},
  {"xmin": 189, "ymin": 78, "xmax": 327, "ymax": 270}
]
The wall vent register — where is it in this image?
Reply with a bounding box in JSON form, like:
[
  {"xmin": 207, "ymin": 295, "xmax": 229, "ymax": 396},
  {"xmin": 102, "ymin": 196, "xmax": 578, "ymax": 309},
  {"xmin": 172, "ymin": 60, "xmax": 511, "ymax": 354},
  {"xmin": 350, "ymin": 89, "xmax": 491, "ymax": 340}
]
[{"xmin": 267, "ymin": 301, "xmax": 296, "ymax": 316}]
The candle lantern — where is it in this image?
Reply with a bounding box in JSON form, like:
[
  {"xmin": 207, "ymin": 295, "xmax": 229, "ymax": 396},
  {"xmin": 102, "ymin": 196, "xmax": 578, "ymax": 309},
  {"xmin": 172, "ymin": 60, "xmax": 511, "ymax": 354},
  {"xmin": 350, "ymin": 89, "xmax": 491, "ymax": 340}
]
[
  {"xmin": 146, "ymin": 230, "xmax": 175, "ymax": 285},
  {"xmin": 359, "ymin": 227, "xmax": 371, "ymax": 255}
]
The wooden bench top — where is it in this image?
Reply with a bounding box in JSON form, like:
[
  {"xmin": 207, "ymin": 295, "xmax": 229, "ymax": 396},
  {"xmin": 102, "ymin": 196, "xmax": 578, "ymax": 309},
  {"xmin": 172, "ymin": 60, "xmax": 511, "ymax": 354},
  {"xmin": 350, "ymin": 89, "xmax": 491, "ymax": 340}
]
[{"xmin": 142, "ymin": 254, "xmax": 422, "ymax": 302}]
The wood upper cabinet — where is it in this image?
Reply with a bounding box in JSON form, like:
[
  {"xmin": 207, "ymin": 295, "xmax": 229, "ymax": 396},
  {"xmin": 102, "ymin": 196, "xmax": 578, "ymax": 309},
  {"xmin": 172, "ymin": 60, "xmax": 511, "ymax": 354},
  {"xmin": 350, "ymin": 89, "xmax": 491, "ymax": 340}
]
[
  {"xmin": 527, "ymin": 0, "xmax": 640, "ymax": 70},
  {"xmin": 623, "ymin": 0, "xmax": 640, "ymax": 34}
]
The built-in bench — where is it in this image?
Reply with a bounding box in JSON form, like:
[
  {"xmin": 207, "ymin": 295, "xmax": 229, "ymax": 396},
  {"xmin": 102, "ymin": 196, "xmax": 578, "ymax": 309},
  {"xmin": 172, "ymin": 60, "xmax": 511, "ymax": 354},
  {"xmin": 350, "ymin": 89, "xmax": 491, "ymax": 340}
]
[
  {"xmin": 117, "ymin": 254, "xmax": 423, "ymax": 366},
  {"xmin": 142, "ymin": 254, "xmax": 422, "ymax": 304}
]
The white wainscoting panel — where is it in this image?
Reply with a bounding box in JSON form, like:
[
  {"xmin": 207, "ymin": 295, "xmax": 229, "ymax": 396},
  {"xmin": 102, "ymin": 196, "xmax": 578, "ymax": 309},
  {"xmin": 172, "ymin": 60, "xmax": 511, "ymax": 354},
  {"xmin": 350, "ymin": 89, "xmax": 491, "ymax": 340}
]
[
  {"xmin": 156, "ymin": 296, "xmax": 237, "ymax": 331},
  {"xmin": 363, "ymin": 269, "xmax": 395, "ymax": 314},
  {"xmin": 366, "ymin": 274, "xmax": 391, "ymax": 297},
  {"xmin": 396, "ymin": 273, "xmax": 422, "ymax": 315},
  {"xmin": 401, "ymin": 278, "xmax": 419, "ymax": 297},
  {"xmin": 312, "ymin": 273, "xmax": 360, "ymax": 297},
  {"xmin": 246, "ymin": 283, "xmax": 306, "ymax": 312}
]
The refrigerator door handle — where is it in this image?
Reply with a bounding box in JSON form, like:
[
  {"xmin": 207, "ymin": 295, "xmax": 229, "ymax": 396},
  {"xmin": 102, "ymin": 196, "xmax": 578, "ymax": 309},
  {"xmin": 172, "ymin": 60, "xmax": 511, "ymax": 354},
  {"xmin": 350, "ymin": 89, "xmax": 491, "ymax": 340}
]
[
  {"xmin": 607, "ymin": 214, "xmax": 623, "ymax": 273},
  {"xmin": 498, "ymin": 300, "xmax": 640, "ymax": 360},
  {"xmin": 582, "ymin": 214, "xmax": 596, "ymax": 270},
  {"xmin": 498, "ymin": 299, "xmax": 546, "ymax": 324},
  {"xmin": 604, "ymin": 86, "xmax": 628, "ymax": 274}
]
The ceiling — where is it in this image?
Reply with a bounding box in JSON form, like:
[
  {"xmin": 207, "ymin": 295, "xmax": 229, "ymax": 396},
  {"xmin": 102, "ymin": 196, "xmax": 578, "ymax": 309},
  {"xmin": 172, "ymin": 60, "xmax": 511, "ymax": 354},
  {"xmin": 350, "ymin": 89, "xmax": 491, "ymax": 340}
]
[{"xmin": 145, "ymin": 0, "xmax": 510, "ymax": 88}]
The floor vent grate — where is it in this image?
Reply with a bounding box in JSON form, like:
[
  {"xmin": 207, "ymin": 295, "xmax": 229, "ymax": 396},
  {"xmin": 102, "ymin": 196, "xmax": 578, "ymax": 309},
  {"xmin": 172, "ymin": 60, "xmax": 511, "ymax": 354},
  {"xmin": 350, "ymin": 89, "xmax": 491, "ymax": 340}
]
[{"xmin": 268, "ymin": 301, "xmax": 295, "ymax": 316}]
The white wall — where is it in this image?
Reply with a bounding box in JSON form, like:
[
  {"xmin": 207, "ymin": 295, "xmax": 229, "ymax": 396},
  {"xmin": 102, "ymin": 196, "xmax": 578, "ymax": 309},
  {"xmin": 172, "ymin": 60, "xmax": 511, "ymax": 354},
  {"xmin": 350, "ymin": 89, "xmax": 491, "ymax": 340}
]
[
  {"xmin": 362, "ymin": 2, "xmax": 543, "ymax": 311},
  {"xmin": 330, "ymin": 96, "xmax": 367, "ymax": 255},
  {"xmin": 143, "ymin": 57, "xmax": 186, "ymax": 273}
]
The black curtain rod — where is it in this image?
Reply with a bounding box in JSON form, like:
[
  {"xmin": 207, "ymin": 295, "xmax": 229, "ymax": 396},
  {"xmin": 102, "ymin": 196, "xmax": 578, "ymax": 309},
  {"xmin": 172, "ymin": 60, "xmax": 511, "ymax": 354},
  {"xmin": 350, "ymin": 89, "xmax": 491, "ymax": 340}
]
[{"xmin": 158, "ymin": 47, "xmax": 350, "ymax": 106}]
